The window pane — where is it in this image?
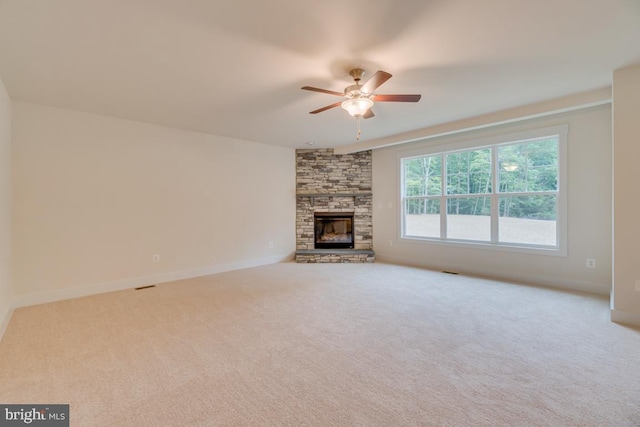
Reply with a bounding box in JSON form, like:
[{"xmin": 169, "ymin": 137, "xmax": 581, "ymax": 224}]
[
  {"xmin": 499, "ymin": 195, "xmax": 557, "ymax": 246},
  {"xmin": 446, "ymin": 197, "xmax": 491, "ymax": 241},
  {"xmin": 498, "ymin": 138, "xmax": 558, "ymax": 193},
  {"xmin": 446, "ymin": 149, "xmax": 491, "ymax": 195},
  {"xmin": 403, "ymin": 156, "xmax": 442, "ymax": 196},
  {"xmin": 404, "ymin": 199, "xmax": 440, "ymax": 238}
]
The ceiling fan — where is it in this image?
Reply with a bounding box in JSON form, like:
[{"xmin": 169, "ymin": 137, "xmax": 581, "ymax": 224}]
[{"xmin": 301, "ymin": 68, "xmax": 421, "ymax": 119}]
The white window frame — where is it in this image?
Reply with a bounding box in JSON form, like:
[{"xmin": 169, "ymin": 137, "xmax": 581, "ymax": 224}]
[{"xmin": 399, "ymin": 125, "xmax": 568, "ymax": 256}]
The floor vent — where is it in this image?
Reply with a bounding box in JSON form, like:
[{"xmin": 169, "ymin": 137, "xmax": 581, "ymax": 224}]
[
  {"xmin": 442, "ymin": 271, "xmax": 459, "ymax": 275},
  {"xmin": 134, "ymin": 285, "xmax": 156, "ymax": 290}
]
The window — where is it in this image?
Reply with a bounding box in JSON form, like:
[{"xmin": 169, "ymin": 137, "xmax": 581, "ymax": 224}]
[{"xmin": 401, "ymin": 126, "xmax": 566, "ymax": 254}]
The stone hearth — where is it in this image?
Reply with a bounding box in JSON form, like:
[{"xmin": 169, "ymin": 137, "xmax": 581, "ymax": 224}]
[{"xmin": 295, "ymin": 149, "xmax": 374, "ymax": 263}]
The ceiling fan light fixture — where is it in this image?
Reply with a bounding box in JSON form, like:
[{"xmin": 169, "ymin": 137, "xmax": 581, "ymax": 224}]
[{"xmin": 341, "ymin": 97, "xmax": 374, "ymax": 117}]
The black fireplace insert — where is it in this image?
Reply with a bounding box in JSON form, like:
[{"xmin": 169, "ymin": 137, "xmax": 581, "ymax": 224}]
[{"xmin": 314, "ymin": 212, "xmax": 354, "ymax": 249}]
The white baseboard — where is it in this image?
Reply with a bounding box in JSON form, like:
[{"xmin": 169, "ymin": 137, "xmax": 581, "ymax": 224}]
[
  {"xmin": 611, "ymin": 309, "xmax": 640, "ymax": 327},
  {"xmin": 375, "ymin": 254, "xmax": 611, "ymax": 296},
  {"xmin": 11, "ymin": 254, "xmax": 293, "ymax": 309},
  {"xmin": 0, "ymin": 305, "xmax": 14, "ymax": 342}
]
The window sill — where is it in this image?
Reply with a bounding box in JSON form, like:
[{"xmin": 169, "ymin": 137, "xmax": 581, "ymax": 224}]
[{"xmin": 400, "ymin": 235, "xmax": 566, "ymax": 257}]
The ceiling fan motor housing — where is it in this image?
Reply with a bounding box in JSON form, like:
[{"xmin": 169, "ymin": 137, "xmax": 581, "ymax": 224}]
[{"xmin": 344, "ymin": 84, "xmax": 367, "ymax": 98}]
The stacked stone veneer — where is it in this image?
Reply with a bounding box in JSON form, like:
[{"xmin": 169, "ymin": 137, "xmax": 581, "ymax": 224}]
[{"xmin": 296, "ymin": 148, "xmax": 374, "ymax": 263}]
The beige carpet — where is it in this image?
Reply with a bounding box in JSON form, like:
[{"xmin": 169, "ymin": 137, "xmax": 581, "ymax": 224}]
[{"xmin": 1, "ymin": 262, "xmax": 639, "ymax": 426}]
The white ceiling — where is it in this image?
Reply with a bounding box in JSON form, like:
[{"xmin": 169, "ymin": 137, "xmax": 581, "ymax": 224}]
[{"xmin": 1, "ymin": 0, "xmax": 639, "ymax": 149}]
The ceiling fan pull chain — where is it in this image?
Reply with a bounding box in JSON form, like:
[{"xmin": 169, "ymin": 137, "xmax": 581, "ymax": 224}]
[{"xmin": 356, "ymin": 116, "xmax": 362, "ymax": 141}]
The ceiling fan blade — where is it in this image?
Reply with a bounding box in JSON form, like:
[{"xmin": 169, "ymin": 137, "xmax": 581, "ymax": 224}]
[
  {"xmin": 363, "ymin": 109, "xmax": 375, "ymax": 119},
  {"xmin": 301, "ymin": 86, "xmax": 344, "ymax": 97},
  {"xmin": 309, "ymin": 102, "xmax": 342, "ymax": 114},
  {"xmin": 374, "ymin": 94, "xmax": 422, "ymax": 102},
  {"xmin": 360, "ymin": 70, "xmax": 392, "ymax": 93}
]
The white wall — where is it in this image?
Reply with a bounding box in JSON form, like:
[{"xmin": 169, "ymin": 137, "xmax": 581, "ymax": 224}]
[
  {"xmin": 12, "ymin": 102, "xmax": 295, "ymax": 305},
  {"xmin": 612, "ymin": 63, "xmax": 640, "ymax": 325},
  {"xmin": 373, "ymin": 104, "xmax": 612, "ymax": 294},
  {"xmin": 0, "ymin": 76, "xmax": 12, "ymax": 335}
]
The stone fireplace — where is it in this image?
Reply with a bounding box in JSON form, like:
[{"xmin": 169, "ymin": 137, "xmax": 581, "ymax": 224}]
[{"xmin": 295, "ymin": 148, "xmax": 374, "ymax": 263}]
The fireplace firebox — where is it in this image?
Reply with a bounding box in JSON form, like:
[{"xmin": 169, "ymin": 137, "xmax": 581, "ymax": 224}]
[{"xmin": 314, "ymin": 212, "xmax": 354, "ymax": 249}]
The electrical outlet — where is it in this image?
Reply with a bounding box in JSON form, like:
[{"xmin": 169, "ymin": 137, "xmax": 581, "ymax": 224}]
[
  {"xmin": 586, "ymin": 258, "xmax": 596, "ymax": 268},
  {"xmin": 153, "ymin": 254, "xmax": 160, "ymax": 263},
  {"xmin": 268, "ymin": 241, "xmax": 274, "ymax": 249},
  {"xmin": 635, "ymin": 280, "xmax": 640, "ymax": 292}
]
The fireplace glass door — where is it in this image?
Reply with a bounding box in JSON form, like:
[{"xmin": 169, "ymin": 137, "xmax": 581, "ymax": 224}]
[{"xmin": 314, "ymin": 213, "xmax": 354, "ymax": 249}]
